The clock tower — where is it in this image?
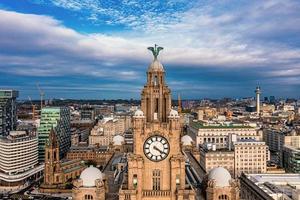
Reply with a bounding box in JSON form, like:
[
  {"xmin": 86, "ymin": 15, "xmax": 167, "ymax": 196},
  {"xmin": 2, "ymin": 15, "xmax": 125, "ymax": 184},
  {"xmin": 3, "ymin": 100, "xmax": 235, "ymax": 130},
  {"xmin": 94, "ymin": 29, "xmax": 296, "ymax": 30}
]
[{"xmin": 119, "ymin": 45, "xmax": 195, "ymax": 200}]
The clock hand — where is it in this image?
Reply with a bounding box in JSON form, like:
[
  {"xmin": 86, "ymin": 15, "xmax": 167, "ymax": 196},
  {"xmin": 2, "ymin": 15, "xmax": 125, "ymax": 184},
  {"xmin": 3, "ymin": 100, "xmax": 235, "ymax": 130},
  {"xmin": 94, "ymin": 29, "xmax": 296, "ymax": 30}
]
[{"xmin": 153, "ymin": 146, "xmax": 164, "ymax": 154}]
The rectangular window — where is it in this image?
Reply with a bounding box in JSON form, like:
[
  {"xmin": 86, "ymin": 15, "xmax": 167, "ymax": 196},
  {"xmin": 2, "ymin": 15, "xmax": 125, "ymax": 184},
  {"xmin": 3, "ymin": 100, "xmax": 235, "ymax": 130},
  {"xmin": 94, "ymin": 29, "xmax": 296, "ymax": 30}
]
[{"xmin": 153, "ymin": 169, "xmax": 161, "ymax": 190}]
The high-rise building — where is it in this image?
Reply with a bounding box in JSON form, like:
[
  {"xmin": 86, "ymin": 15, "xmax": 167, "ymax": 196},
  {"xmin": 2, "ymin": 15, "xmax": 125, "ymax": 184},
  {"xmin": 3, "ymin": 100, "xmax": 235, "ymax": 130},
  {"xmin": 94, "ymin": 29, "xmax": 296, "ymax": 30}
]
[
  {"xmin": 0, "ymin": 89, "xmax": 19, "ymax": 136},
  {"xmin": 0, "ymin": 131, "xmax": 43, "ymax": 192},
  {"xmin": 119, "ymin": 45, "xmax": 195, "ymax": 200},
  {"xmin": 38, "ymin": 107, "xmax": 71, "ymax": 161}
]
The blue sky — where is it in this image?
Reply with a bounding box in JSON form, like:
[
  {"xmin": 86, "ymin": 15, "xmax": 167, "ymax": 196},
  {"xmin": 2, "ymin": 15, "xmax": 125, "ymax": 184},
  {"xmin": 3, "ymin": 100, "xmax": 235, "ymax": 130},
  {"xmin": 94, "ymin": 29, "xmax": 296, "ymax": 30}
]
[{"xmin": 0, "ymin": 0, "xmax": 300, "ymax": 100}]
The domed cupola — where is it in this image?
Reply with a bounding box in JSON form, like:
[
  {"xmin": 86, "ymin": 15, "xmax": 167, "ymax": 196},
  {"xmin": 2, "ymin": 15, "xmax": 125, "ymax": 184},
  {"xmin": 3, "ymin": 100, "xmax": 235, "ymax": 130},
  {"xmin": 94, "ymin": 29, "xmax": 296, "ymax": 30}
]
[
  {"xmin": 112, "ymin": 135, "xmax": 125, "ymax": 146},
  {"xmin": 208, "ymin": 167, "xmax": 232, "ymax": 187},
  {"xmin": 168, "ymin": 109, "xmax": 179, "ymax": 118},
  {"xmin": 80, "ymin": 166, "xmax": 103, "ymax": 187},
  {"xmin": 148, "ymin": 59, "xmax": 164, "ymax": 72},
  {"xmin": 134, "ymin": 109, "xmax": 144, "ymax": 118},
  {"xmin": 181, "ymin": 135, "xmax": 193, "ymax": 146}
]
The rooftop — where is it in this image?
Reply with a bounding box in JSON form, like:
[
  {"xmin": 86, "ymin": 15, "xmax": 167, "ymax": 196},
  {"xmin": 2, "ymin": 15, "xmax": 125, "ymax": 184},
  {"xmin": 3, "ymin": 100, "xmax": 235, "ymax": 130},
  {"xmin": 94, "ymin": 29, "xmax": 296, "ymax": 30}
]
[
  {"xmin": 246, "ymin": 173, "xmax": 300, "ymax": 199},
  {"xmin": 190, "ymin": 121, "xmax": 254, "ymax": 129}
]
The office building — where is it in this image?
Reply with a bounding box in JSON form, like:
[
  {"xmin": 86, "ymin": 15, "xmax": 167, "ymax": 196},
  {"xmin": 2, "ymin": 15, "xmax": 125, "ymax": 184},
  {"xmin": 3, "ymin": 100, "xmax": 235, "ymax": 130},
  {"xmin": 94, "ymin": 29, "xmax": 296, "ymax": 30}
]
[
  {"xmin": 0, "ymin": 90, "xmax": 19, "ymax": 136},
  {"xmin": 80, "ymin": 106, "xmax": 95, "ymax": 120},
  {"xmin": 38, "ymin": 107, "xmax": 71, "ymax": 161},
  {"xmin": 282, "ymin": 145, "xmax": 300, "ymax": 173},
  {"xmin": 199, "ymin": 139, "xmax": 268, "ymax": 178},
  {"xmin": 0, "ymin": 131, "xmax": 43, "ymax": 193},
  {"xmin": 189, "ymin": 121, "xmax": 261, "ymax": 149},
  {"xmin": 234, "ymin": 139, "xmax": 268, "ymax": 177},
  {"xmin": 200, "ymin": 144, "xmax": 235, "ymax": 176},
  {"xmin": 263, "ymin": 128, "xmax": 300, "ymax": 166}
]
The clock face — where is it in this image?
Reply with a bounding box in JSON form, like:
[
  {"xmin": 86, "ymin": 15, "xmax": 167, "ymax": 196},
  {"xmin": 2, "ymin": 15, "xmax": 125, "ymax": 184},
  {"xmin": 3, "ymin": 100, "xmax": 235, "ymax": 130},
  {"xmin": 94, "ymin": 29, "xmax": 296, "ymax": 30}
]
[{"xmin": 143, "ymin": 135, "xmax": 170, "ymax": 162}]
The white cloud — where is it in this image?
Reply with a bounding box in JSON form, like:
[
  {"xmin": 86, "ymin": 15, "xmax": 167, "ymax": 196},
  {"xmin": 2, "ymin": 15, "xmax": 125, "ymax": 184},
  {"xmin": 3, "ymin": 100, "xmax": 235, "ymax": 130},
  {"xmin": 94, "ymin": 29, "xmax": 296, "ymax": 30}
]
[{"xmin": 1, "ymin": 0, "xmax": 300, "ymax": 86}]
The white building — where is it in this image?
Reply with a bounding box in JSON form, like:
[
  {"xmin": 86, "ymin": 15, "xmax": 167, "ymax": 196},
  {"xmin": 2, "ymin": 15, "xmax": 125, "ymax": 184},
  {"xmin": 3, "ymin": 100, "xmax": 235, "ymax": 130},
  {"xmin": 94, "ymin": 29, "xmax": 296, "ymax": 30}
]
[
  {"xmin": 240, "ymin": 173, "xmax": 300, "ymax": 200},
  {"xmin": 0, "ymin": 131, "xmax": 43, "ymax": 193},
  {"xmin": 189, "ymin": 121, "xmax": 262, "ymax": 149},
  {"xmin": 234, "ymin": 139, "xmax": 269, "ymax": 177},
  {"xmin": 89, "ymin": 116, "xmax": 131, "ymax": 146}
]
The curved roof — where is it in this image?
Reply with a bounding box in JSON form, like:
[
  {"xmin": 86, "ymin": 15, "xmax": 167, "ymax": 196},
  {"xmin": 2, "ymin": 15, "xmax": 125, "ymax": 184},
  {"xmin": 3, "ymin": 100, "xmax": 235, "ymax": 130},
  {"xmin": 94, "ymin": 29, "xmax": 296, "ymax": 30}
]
[
  {"xmin": 134, "ymin": 109, "xmax": 144, "ymax": 118},
  {"xmin": 168, "ymin": 109, "xmax": 179, "ymax": 118},
  {"xmin": 80, "ymin": 166, "xmax": 103, "ymax": 187},
  {"xmin": 208, "ymin": 167, "xmax": 231, "ymax": 187},
  {"xmin": 113, "ymin": 135, "xmax": 125, "ymax": 146},
  {"xmin": 181, "ymin": 135, "xmax": 193, "ymax": 146},
  {"xmin": 148, "ymin": 59, "xmax": 164, "ymax": 72}
]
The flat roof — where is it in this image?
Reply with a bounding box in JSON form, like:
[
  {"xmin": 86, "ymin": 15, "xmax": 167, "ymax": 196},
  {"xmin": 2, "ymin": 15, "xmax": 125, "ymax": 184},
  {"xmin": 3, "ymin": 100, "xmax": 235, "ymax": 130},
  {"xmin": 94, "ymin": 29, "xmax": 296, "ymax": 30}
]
[
  {"xmin": 246, "ymin": 173, "xmax": 300, "ymax": 198},
  {"xmin": 190, "ymin": 121, "xmax": 253, "ymax": 129},
  {"xmin": 248, "ymin": 173, "xmax": 300, "ymax": 184}
]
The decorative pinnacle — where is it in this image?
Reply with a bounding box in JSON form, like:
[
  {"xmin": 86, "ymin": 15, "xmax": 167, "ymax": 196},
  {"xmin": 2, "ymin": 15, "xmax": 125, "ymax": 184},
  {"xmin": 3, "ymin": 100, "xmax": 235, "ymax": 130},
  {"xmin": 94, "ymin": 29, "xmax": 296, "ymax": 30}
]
[{"xmin": 147, "ymin": 44, "xmax": 164, "ymax": 60}]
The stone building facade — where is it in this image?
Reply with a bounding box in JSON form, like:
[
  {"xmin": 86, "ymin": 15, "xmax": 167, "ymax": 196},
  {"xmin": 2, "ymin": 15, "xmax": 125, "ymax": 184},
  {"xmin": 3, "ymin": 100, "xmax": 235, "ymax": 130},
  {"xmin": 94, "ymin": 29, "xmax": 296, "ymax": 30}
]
[
  {"xmin": 203, "ymin": 167, "xmax": 239, "ymax": 200},
  {"xmin": 89, "ymin": 116, "xmax": 130, "ymax": 146},
  {"xmin": 119, "ymin": 46, "xmax": 195, "ymax": 200},
  {"xmin": 40, "ymin": 129, "xmax": 86, "ymax": 193},
  {"xmin": 66, "ymin": 146, "xmax": 113, "ymax": 169},
  {"xmin": 72, "ymin": 166, "xmax": 105, "ymax": 200}
]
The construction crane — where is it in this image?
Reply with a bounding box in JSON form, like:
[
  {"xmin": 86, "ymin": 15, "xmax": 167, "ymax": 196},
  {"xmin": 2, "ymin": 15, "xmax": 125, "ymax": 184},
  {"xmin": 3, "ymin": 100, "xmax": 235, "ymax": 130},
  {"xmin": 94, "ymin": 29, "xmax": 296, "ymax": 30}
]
[
  {"xmin": 36, "ymin": 82, "xmax": 45, "ymax": 111},
  {"xmin": 28, "ymin": 96, "xmax": 36, "ymax": 120}
]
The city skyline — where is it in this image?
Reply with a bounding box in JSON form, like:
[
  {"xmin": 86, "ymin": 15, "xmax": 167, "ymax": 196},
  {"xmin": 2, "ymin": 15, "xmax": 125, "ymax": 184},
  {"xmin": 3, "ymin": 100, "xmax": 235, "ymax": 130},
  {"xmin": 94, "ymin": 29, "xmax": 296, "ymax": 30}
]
[{"xmin": 1, "ymin": 0, "xmax": 300, "ymax": 99}]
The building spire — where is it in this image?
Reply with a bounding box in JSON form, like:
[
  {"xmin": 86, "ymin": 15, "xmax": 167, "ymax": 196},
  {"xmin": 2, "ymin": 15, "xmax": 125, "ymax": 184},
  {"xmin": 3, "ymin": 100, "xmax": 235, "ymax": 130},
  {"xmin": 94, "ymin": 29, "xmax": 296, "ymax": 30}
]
[
  {"xmin": 48, "ymin": 127, "xmax": 58, "ymax": 148},
  {"xmin": 178, "ymin": 93, "xmax": 182, "ymax": 114}
]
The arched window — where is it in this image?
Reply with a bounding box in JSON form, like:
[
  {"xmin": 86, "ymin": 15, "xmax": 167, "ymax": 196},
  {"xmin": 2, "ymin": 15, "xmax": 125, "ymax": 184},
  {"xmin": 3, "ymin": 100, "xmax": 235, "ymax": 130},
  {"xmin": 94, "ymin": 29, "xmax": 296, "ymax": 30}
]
[
  {"xmin": 218, "ymin": 194, "xmax": 229, "ymax": 200},
  {"xmin": 84, "ymin": 194, "xmax": 94, "ymax": 200},
  {"xmin": 154, "ymin": 75, "xmax": 158, "ymax": 86}
]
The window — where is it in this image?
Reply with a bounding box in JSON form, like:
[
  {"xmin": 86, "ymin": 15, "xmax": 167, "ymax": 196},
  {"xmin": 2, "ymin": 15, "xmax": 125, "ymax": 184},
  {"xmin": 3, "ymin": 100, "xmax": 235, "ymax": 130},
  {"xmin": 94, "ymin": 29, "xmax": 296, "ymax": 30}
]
[
  {"xmin": 218, "ymin": 194, "xmax": 229, "ymax": 199},
  {"xmin": 154, "ymin": 75, "xmax": 158, "ymax": 86},
  {"xmin": 153, "ymin": 169, "xmax": 161, "ymax": 190},
  {"xmin": 84, "ymin": 194, "xmax": 93, "ymax": 200}
]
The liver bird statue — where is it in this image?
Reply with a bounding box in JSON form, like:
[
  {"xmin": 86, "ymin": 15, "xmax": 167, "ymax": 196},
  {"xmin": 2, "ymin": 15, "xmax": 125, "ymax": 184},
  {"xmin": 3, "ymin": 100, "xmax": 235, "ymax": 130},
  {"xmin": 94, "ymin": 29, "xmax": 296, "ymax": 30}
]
[{"xmin": 147, "ymin": 44, "xmax": 163, "ymax": 60}]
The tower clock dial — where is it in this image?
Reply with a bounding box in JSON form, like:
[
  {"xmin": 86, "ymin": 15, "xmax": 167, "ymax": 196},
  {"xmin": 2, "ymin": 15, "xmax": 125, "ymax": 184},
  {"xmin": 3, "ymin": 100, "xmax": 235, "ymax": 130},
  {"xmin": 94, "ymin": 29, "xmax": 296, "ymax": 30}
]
[{"xmin": 143, "ymin": 135, "xmax": 170, "ymax": 162}]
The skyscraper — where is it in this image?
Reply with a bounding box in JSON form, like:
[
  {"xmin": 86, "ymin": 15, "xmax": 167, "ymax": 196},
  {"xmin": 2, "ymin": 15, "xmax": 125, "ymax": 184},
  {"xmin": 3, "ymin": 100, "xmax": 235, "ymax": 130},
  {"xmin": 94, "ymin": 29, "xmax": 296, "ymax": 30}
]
[
  {"xmin": 38, "ymin": 107, "xmax": 71, "ymax": 161},
  {"xmin": 0, "ymin": 89, "xmax": 19, "ymax": 136}
]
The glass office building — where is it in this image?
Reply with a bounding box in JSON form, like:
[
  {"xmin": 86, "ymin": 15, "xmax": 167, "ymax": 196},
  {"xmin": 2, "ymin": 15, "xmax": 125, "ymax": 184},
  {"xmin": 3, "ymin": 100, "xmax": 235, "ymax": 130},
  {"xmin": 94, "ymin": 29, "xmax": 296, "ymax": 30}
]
[
  {"xmin": 38, "ymin": 107, "xmax": 71, "ymax": 162},
  {"xmin": 0, "ymin": 90, "xmax": 19, "ymax": 136}
]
